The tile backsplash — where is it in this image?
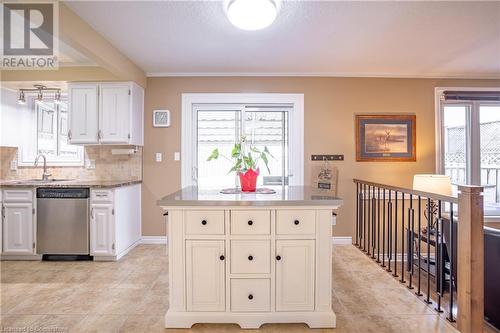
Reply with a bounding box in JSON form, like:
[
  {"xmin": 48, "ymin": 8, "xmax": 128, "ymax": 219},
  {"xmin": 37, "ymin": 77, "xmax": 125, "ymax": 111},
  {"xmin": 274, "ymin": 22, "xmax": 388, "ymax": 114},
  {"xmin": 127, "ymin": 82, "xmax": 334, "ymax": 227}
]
[{"xmin": 0, "ymin": 146, "xmax": 143, "ymax": 181}]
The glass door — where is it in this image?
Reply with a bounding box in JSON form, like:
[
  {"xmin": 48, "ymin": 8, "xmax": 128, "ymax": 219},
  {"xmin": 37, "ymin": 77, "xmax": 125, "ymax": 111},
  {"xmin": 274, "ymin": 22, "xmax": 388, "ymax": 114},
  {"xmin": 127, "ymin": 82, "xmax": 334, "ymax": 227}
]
[{"xmin": 194, "ymin": 105, "xmax": 290, "ymax": 189}]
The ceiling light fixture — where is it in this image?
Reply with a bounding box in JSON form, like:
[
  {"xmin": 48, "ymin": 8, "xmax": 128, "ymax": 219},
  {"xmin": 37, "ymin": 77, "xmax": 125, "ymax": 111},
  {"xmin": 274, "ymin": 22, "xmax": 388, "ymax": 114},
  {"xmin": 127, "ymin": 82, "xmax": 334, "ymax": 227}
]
[
  {"xmin": 35, "ymin": 89, "xmax": 44, "ymax": 105},
  {"xmin": 226, "ymin": 0, "xmax": 279, "ymax": 31},
  {"xmin": 54, "ymin": 90, "xmax": 61, "ymax": 104},
  {"xmin": 17, "ymin": 91, "xmax": 26, "ymax": 105}
]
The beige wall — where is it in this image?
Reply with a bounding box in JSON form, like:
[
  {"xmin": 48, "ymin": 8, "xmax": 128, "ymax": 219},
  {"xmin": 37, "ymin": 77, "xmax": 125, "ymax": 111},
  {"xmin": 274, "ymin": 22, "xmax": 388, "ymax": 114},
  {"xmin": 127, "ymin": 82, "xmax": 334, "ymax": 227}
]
[{"xmin": 142, "ymin": 77, "xmax": 500, "ymax": 237}]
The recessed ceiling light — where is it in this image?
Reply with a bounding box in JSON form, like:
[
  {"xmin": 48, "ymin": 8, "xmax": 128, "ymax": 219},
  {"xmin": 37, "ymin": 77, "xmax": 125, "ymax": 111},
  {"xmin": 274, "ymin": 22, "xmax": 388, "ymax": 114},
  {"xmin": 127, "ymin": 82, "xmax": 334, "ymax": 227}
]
[{"xmin": 226, "ymin": 0, "xmax": 279, "ymax": 31}]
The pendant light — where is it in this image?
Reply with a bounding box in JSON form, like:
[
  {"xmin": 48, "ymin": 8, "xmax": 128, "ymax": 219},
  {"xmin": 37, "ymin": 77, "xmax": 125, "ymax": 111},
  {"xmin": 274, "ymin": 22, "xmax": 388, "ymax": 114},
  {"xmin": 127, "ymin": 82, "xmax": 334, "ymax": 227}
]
[
  {"xmin": 226, "ymin": 0, "xmax": 278, "ymax": 31},
  {"xmin": 17, "ymin": 90, "xmax": 26, "ymax": 105},
  {"xmin": 35, "ymin": 89, "xmax": 43, "ymax": 104},
  {"xmin": 54, "ymin": 90, "xmax": 61, "ymax": 104}
]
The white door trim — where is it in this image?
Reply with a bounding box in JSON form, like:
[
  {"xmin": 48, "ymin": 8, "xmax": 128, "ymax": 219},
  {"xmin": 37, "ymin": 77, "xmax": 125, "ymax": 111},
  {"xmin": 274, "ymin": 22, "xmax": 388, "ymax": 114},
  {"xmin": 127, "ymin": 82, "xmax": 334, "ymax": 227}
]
[{"xmin": 181, "ymin": 93, "xmax": 304, "ymax": 188}]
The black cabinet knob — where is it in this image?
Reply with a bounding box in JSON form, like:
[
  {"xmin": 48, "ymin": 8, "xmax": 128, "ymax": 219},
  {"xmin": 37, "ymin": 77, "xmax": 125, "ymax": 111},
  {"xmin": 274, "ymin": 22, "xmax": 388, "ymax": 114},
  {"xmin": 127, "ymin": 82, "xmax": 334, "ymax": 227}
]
[
  {"xmin": 219, "ymin": 255, "xmax": 225, "ymax": 260},
  {"xmin": 248, "ymin": 255, "xmax": 253, "ymax": 261},
  {"xmin": 201, "ymin": 220, "xmax": 207, "ymax": 225},
  {"xmin": 294, "ymin": 220, "xmax": 300, "ymax": 225},
  {"xmin": 248, "ymin": 220, "xmax": 253, "ymax": 226},
  {"xmin": 276, "ymin": 255, "xmax": 281, "ymax": 260},
  {"xmin": 248, "ymin": 294, "xmax": 253, "ymax": 300}
]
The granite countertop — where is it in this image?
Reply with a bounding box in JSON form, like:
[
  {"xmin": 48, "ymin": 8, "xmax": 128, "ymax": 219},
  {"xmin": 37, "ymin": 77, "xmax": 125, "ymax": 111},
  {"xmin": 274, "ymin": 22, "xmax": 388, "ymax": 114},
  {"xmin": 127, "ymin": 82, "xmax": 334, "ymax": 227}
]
[
  {"xmin": 0, "ymin": 179, "xmax": 142, "ymax": 189},
  {"xmin": 157, "ymin": 186, "xmax": 343, "ymax": 207}
]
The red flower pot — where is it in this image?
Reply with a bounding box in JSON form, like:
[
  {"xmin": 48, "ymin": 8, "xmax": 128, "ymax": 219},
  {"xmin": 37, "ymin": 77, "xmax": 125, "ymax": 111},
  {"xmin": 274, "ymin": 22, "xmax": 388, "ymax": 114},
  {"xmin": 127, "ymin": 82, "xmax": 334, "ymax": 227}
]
[{"xmin": 239, "ymin": 168, "xmax": 259, "ymax": 192}]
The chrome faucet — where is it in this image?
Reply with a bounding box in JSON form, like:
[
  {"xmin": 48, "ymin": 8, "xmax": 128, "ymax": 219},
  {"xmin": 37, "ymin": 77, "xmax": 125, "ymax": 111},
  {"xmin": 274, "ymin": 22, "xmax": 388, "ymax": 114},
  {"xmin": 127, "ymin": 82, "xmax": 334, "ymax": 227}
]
[{"xmin": 34, "ymin": 153, "xmax": 51, "ymax": 181}]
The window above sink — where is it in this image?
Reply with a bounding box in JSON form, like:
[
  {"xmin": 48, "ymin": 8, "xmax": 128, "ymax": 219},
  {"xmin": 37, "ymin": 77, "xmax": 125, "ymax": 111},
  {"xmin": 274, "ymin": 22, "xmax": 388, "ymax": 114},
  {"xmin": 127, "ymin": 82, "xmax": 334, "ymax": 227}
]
[{"xmin": 17, "ymin": 93, "xmax": 84, "ymax": 167}]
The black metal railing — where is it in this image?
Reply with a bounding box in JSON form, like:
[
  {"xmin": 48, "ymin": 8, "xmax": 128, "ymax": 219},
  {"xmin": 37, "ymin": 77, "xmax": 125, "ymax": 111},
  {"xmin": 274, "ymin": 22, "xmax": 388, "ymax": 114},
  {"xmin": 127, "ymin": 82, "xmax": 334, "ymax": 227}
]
[{"xmin": 354, "ymin": 179, "xmax": 460, "ymax": 322}]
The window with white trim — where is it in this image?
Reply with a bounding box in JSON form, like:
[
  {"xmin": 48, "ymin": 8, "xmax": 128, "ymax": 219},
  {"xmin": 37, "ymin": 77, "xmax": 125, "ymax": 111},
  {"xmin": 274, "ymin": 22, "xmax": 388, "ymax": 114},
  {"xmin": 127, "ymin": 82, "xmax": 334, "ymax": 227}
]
[
  {"xmin": 437, "ymin": 89, "xmax": 500, "ymax": 217},
  {"xmin": 18, "ymin": 94, "xmax": 84, "ymax": 166},
  {"xmin": 182, "ymin": 94, "xmax": 304, "ymax": 189}
]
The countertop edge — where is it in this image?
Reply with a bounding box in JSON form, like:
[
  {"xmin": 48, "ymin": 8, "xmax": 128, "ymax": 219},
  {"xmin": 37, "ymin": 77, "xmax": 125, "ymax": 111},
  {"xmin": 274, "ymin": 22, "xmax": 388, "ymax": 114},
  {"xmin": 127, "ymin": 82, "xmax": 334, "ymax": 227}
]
[{"xmin": 0, "ymin": 180, "xmax": 142, "ymax": 189}]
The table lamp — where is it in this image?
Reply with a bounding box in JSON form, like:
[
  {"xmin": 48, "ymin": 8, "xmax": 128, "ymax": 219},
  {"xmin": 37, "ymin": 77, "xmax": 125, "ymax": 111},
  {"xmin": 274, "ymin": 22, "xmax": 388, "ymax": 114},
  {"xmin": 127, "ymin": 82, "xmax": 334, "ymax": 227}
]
[{"xmin": 413, "ymin": 174, "xmax": 452, "ymax": 232}]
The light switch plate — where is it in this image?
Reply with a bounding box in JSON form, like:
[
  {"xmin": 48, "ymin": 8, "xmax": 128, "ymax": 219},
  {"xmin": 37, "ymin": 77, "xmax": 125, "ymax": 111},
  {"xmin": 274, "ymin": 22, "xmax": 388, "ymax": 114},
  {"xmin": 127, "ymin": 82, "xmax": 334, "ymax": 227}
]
[
  {"xmin": 10, "ymin": 159, "xmax": 17, "ymax": 171},
  {"xmin": 174, "ymin": 152, "xmax": 180, "ymax": 161},
  {"xmin": 156, "ymin": 153, "xmax": 163, "ymax": 162}
]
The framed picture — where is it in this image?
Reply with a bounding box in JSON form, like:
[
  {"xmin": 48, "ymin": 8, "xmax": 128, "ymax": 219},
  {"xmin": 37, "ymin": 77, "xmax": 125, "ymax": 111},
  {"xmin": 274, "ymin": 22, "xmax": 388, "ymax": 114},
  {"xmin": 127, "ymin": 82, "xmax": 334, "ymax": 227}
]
[{"xmin": 356, "ymin": 114, "xmax": 416, "ymax": 162}]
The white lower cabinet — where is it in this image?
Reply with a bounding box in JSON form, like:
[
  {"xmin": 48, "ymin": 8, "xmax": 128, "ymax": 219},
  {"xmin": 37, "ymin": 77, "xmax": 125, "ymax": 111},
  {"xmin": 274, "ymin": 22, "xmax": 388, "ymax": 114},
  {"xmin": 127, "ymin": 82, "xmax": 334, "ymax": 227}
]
[
  {"xmin": 165, "ymin": 207, "xmax": 337, "ymax": 329},
  {"xmin": 90, "ymin": 203, "xmax": 115, "ymax": 256},
  {"xmin": 1, "ymin": 189, "xmax": 35, "ymax": 257},
  {"xmin": 275, "ymin": 239, "xmax": 315, "ymax": 311},
  {"xmin": 2, "ymin": 202, "xmax": 34, "ymax": 255},
  {"xmin": 90, "ymin": 184, "xmax": 141, "ymax": 261},
  {"xmin": 186, "ymin": 240, "xmax": 225, "ymax": 311}
]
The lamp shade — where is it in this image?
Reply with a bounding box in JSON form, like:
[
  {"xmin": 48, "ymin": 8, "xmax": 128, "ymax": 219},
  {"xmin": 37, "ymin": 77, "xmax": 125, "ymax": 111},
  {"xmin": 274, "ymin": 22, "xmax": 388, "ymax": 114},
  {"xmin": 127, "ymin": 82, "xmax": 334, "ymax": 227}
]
[{"xmin": 413, "ymin": 174, "xmax": 452, "ymax": 196}]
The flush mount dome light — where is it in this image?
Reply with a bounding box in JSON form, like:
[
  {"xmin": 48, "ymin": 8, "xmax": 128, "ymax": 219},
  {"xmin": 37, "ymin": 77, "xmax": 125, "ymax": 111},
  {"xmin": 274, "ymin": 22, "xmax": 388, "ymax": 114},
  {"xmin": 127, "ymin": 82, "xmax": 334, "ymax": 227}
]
[{"xmin": 226, "ymin": 0, "xmax": 278, "ymax": 31}]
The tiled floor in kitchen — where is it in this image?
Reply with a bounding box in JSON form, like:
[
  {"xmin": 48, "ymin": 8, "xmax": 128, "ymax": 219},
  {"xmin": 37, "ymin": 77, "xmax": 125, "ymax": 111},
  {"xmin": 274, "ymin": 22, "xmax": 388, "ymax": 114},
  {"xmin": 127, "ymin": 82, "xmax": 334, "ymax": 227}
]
[{"xmin": 1, "ymin": 244, "xmax": 458, "ymax": 333}]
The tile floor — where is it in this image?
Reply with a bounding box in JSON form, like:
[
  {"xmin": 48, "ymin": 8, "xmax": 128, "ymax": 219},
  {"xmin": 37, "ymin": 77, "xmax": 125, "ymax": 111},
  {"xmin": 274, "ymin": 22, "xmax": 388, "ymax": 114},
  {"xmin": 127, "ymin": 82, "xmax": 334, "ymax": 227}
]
[{"xmin": 0, "ymin": 244, "xmax": 458, "ymax": 333}]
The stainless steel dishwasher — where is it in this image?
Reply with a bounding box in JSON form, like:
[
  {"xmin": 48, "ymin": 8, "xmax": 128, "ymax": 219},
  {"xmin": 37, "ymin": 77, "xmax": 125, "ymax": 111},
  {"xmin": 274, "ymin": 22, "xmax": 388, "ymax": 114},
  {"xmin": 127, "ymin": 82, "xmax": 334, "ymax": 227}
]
[{"xmin": 37, "ymin": 188, "xmax": 90, "ymax": 259}]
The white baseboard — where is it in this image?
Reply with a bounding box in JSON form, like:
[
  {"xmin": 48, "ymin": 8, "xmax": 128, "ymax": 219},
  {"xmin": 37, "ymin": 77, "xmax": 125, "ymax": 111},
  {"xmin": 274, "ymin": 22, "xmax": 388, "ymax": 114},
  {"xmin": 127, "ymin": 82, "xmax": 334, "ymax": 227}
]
[
  {"xmin": 332, "ymin": 236, "xmax": 353, "ymax": 245},
  {"xmin": 141, "ymin": 236, "xmax": 168, "ymax": 244}
]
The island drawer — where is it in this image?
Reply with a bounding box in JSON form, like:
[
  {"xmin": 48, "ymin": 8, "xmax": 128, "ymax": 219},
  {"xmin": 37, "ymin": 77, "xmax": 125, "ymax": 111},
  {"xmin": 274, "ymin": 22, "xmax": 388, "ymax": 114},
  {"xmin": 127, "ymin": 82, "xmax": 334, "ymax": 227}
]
[
  {"xmin": 230, "ymin": 210, "xmax": 271, "ymax": 235},
  {"xmin": 231, "ymin": 240, "xmax": 271, "ymax": 274},
  {"xmin": 185, "ymin": 210, "xmax": 225, "ymax": 235},
  {"xmin": 276, "ymin": 210, "xmax": 316, "ymax": 235},
  {"xmin": 230, "ymin": 278, "xmax": 270, "ymax": 312}
]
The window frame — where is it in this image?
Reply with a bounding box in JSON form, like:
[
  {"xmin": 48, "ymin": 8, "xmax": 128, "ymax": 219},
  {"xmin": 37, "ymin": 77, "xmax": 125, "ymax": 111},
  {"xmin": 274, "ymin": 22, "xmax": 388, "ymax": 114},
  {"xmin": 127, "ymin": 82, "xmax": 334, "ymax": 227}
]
[
  {"xmin": 435, "ymin": 87, "xmax": 500, "ymax": 221},
  {"xmin": 181, "ymin": 93, "xmax": 304, "ymax": 188},
  {"xmin": 17, "ymin": 95, "xmax": 84, "ymax": 167}
]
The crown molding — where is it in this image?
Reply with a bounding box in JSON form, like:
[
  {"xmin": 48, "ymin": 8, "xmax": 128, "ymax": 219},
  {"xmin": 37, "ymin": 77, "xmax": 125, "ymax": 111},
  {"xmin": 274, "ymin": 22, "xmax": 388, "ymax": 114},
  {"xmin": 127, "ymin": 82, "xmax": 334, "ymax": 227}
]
[{"xmin": 146, "ymin": 71, "xmax": 500, "ymax": 79}]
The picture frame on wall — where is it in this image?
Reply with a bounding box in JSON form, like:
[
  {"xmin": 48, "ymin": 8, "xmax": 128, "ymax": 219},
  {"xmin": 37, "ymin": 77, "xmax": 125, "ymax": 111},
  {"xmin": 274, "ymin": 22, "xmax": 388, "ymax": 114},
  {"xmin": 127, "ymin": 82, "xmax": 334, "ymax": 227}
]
[{"xmin": 355, "ymin": 114, "xmax": 416, "ymax": 162}]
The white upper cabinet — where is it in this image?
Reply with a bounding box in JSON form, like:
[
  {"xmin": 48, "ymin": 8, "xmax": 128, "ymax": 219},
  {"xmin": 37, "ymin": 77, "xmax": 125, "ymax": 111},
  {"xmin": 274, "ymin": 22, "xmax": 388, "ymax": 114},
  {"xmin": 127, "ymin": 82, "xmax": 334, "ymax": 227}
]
[
  {"xmin": 68, "ymin": 84, "xmax": 99, "ymax": 144},
  {"xmin": 68, "ymin": 82, "xmax": 144, "ymax": 146}
]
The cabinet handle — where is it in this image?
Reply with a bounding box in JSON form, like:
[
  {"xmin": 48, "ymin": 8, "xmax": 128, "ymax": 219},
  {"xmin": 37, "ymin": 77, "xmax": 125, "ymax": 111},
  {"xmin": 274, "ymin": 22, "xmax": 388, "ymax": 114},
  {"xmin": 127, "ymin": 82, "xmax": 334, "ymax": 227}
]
[
  {"xmin": 248, "ymin": 255, "xmax": 253, "ymax": 261},
  {"xmin": 247, "ymin": 220, "xmax": 253, "ymax": 226},
  {"xmin": 68, "ymin": 130, "xmax": 72, "ymax": 140},
  {"xmin": 91, "ymin": 208, "xmax": 94, "ymax": 219},
  {"xmin": 294, "ymin": 220, "xmax": 300, "ymax": 225},
  {"xmin": 276, "ymin": 255, "xmax": 281, "ymax": 261},
  {"xmin": 1, "ymin": 206, "xmax": 5, "ymax": 219},
  {"xmin": 248, "ymin": 294, "xmax": 253, "ymax": 300},
  {"xmin": 219, "ymin": 255, "xmax": 225, "ymax": 261},
  {"xmin": 201, "ymin": 220, "xmax": 207, "ymax": 225}
]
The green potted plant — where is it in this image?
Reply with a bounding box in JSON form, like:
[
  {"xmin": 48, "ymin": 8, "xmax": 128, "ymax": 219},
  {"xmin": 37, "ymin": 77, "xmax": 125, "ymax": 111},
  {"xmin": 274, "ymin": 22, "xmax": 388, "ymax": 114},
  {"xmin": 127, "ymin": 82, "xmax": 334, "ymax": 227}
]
[{"xmin": 207, "ymin": 136, "xmax": 273, "ymax": 192}]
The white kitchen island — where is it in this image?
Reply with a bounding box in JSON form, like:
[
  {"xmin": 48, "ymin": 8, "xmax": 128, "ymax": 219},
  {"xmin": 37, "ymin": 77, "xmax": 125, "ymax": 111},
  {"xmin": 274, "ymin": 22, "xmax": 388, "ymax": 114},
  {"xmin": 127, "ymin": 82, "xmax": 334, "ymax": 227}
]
[{"xmin": 157, "ymin": 186, "xmax": 343, "ymax": 329}]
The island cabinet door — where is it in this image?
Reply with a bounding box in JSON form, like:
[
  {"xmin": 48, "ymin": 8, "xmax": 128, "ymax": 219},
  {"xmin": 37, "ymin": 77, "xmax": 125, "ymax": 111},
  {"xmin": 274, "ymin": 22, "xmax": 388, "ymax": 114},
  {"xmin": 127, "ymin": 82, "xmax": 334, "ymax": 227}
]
[
  {"xmin": 186, "ymin": 240, "xmax": 226, "ymax": 311},
  {"xmin": 275, "ymin": 240, "xmax": 315, "ymax": 312}
]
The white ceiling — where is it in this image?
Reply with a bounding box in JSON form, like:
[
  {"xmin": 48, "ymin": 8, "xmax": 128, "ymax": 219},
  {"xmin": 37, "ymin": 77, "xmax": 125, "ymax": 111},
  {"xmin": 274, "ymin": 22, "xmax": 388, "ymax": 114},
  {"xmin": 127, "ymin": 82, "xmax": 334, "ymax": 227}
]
[{"xmin": 65, "ymin": 1, "xmax": 500, "ymax": 78}]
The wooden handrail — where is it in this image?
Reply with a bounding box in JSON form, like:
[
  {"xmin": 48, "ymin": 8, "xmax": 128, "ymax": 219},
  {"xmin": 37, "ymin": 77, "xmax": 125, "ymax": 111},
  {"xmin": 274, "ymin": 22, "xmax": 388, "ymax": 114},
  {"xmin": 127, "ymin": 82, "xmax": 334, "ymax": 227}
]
[{"xmin": 353, "ymin": 178, "xmax": 459, "ymax": 204}]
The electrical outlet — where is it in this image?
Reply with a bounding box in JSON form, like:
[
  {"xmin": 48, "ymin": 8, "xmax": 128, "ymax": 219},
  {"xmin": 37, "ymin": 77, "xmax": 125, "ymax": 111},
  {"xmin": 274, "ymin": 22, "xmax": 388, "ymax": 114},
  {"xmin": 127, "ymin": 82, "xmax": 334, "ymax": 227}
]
[
  {"xmin": 174, "ymin": 152, "xmax": 180, "ymax": 161},
  {"xmin": 10, "ymin": 159, "xmax": 17, "ymax": 171},
  {"xmin": 155, "ymin": 153, "xmax": 163, "ymax": 162}
]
